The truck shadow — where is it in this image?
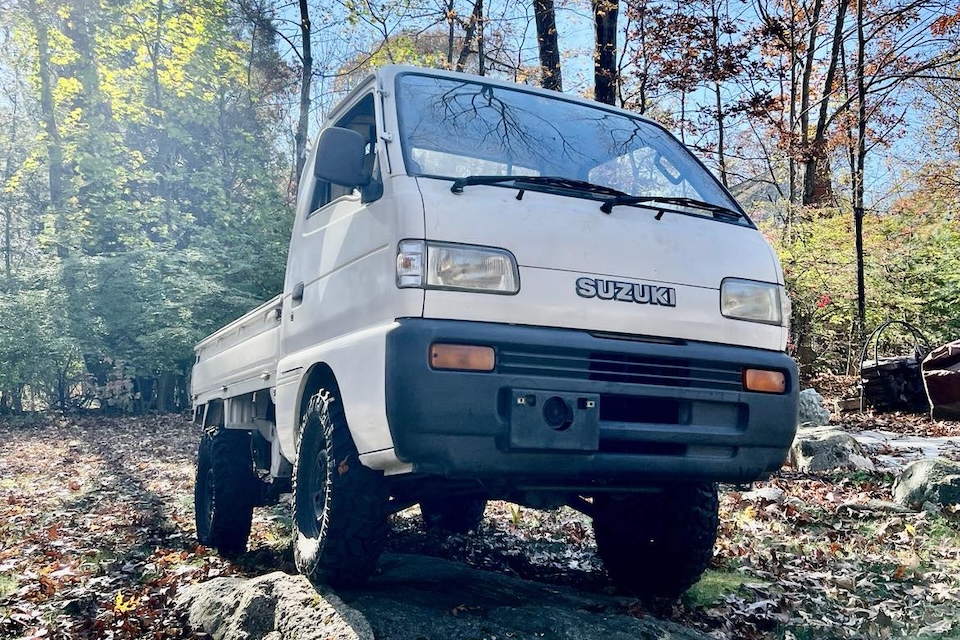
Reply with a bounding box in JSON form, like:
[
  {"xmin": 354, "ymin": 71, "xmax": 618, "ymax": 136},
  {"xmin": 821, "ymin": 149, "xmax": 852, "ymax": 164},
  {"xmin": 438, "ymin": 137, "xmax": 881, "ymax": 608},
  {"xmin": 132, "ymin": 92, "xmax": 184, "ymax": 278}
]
[
  {"xmin": 329, "ymin": 553, "xmax": 682, "ymax": 640},
  {"xmin": 384, "ymin": 512, "xmax": 608, "ymax": 593}
]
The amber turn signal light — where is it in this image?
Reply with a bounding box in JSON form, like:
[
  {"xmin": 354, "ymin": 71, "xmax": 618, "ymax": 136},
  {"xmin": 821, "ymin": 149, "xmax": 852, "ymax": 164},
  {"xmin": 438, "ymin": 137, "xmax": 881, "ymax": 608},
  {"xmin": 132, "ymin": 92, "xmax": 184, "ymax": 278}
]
[
  {"xmin": 430, "ymin": 344, "xmax": 495, "ymax": 371},
  {"xmin": 743, "ymin": 368, "xmax": 786, "ymax": 393}
]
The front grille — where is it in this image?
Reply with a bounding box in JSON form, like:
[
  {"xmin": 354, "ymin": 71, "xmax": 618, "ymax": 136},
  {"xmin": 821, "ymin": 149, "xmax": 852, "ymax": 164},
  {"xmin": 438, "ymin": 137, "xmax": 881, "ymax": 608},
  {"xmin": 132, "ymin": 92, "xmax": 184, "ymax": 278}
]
[{"xmin": 498, "ymin": 348, "xmax": 742, "ymax": 392}]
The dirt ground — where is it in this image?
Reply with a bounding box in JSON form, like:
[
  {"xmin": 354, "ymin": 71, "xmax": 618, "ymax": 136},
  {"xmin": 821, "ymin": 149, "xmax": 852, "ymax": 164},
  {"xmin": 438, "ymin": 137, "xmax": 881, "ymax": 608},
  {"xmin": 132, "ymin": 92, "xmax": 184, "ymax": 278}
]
[{"xmin": 0, "ymin": 403, "xmax": 958, "ymax": 640}]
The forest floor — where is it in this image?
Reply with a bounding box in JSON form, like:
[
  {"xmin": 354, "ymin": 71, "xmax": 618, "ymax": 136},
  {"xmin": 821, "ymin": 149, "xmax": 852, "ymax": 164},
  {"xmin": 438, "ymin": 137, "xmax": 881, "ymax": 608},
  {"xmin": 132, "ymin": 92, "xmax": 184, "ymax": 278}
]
[{"xmin": 0, "ymin": 385, "xmax": 959, "ymax": 640}]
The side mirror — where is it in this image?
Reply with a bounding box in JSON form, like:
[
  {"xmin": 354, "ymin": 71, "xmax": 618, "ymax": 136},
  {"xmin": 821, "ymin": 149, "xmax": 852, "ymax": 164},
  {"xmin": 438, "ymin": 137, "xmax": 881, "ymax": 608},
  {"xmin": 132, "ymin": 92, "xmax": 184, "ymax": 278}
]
[{"xmin": 314, "ymin": 127, "xmax": 371, "ymax": 188}]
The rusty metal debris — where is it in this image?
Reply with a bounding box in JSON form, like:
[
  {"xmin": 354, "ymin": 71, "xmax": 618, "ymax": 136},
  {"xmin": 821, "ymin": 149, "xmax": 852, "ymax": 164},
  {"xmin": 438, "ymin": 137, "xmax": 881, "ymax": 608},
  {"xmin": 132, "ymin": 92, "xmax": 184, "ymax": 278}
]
[
  {"xmin": 922, "ymin": 340, "xmax": 960, "ymax": 420},
  {"xmin": 859, "ymin": 321, "xmax": 931, "ymax": 413}
]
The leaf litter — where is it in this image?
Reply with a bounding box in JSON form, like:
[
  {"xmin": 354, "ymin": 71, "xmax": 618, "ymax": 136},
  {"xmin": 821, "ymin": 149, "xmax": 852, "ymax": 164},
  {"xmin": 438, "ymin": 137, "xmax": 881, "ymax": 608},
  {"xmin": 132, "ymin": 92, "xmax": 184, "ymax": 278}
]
[{"xmin": 0, "ymin": 410, "xmax": 958, "ymax": 639}]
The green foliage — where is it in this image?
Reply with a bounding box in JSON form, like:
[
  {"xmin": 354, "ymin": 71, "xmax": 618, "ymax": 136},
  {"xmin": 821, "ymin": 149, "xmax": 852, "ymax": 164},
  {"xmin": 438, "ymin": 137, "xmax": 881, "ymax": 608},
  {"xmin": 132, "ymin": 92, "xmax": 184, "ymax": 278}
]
[
  {"xmin": 763, "ymin": 200, "xmax": 960, "ymax": 375},
  {"xmin": 0, "ymin": 0, "xmax": 293, "ymax": 413},
  {"xmin": 0, "ymin": 263, "xmax": 83, "ymax": 410},
  {"xmin": 682, "ymin": 569, "xmax": 768, "ymax": 609}
]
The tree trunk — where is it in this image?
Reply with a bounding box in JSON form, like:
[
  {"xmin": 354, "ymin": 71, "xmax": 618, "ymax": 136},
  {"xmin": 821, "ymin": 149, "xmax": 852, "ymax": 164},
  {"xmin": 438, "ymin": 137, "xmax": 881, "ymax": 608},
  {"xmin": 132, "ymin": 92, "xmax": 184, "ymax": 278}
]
[
  {"xmin": 174, "ymin": 374, "xmax": 187, "ymax": 412},
  {"xmin": 853, "ymin": 0, "xmax": 867, "ymax": 333},
  {"xmin": 295, "ymin": 0, "xmax": 312, "ymax": 187},
  {"xmin": 142, "ymin": 0, "xmax": 175, "ymax": 238},
  {"xmin": 708, "ymin": 5, "xmax": 727, "ymax": 186},
  {"xmin": 632, "ymin": 2, "xmax": 649, "ymax": 114},
  {"xmin": 787, "ymin": 0, "xmax": 797, "ymax": 204},
  {"xmin": 803, "ymin": 152, "xmax": 834, "ymax": 204},
  {"xmin": 3, "ymin": 186, "xmax": 10, "ymax": 283},
  {"xmin": 135, "ymin": 376, "xmax": 151, "ymax": 414},
  {"xmin": 446, "ymin": 0, "xmax": 456, "ymax": 67},
  {"xmin": 12, "ymin": 385, "xmax": 23, "ymax": 414},
  {"xmin": 456, "ymin": 0, "xmax": 483, "ymax": 73},
  {"xmin": 592, "ymin": 0, "xmax": 619, "ymax": 105},
  {"xmin": 679, "ymin": 92, "xmax": 687, "ymax": 144},
  {"xmin": 58, "ymin": 366, "xmax": 68, "ymax": 411},
  {"xmin": 156, "ymin": 373, "xmax": 170, "ymax": 413},
  {"xmin": 713, "ymin": 81, "xmax": 727, "ymax": 186},
  {"xmin": 797, "ymin": 0, "xmax": 823, "ymax": 205},
  {"xmin": 2, "ymin": 84, "xmax": 18, "ymax": 284},
  {"xmin": 26, "ymin": 0, "xmax": 65, "ymax": 253},
  {"xmin": 533, "ymin": 0, "xmax": 562, "ymax": 91},
  {"xmin": 803, "ymin": 0, "xmax": 848, "ymax": 206}
]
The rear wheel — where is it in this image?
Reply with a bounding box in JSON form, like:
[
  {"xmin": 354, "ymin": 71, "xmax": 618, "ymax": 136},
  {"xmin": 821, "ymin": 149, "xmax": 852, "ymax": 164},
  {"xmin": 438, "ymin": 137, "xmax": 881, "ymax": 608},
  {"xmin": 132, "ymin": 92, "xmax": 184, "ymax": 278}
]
[
  {"xmin": 194, "ymin": 429, "xmax": 257, "ymax": 558},
  {"xmin": 420, "ymin": 496, "xmax": 487, "ymax": 533},
  {"xmin": 592, "ymin": 483, "xmax": 719, "ymax": 600},
  {"xmin": 293, "ymin": 390, "xmax": 389, "ymax": 587}
]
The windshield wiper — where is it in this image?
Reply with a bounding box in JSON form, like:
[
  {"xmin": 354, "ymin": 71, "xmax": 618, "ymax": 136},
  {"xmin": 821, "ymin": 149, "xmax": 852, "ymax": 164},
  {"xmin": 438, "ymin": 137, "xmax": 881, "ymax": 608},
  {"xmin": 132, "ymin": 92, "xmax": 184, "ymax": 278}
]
[
  {"xmin": 599, "ymin": 195, "xmax": 743, "ymax": 221},
  {"xmin": 450, "ymin": 175, "xmax": 628, "ymax": 198}
]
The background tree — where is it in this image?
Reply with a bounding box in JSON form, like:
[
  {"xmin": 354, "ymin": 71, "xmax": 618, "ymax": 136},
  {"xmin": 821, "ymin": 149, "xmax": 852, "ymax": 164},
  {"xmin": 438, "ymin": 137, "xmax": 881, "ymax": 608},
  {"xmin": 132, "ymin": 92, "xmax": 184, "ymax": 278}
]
[
  {"xmin": 592, "ymin": 0, "xmax": 618, "ymax": 104},
  {"xmin": 0, "ymin": 0, "xmax": 293, "ymax": 412},
  {"xmin": 533, "ymin": 0, "xmax": 562, "ymax": 90},
  {"xmin": 2, "ymin": 0, "xmax": 960, "ymax": 411}
]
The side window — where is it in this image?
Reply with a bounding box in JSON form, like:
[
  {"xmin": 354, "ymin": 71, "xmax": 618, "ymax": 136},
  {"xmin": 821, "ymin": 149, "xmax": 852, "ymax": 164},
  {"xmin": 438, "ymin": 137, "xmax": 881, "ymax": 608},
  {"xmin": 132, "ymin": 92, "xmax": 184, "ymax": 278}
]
[{"xmin": 307, "ymin": 93, "xmax": 379, "ymax": 217}]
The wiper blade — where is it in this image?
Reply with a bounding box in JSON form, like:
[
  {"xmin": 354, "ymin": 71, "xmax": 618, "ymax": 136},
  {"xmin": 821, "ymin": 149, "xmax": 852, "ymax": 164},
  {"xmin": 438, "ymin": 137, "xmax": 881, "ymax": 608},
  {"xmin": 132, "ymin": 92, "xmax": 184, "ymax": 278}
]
[
  {"xmin": 450, "ymin": 175, "xmax": 628, "ymax": 198},
  {"xmin": 599, "ymin": 195, "xmax": 743, "ymax": 221},
  {"xmin": 512, "ymin": 177, "xmax": 630, "ymax": 197},
  {"xmin": 450, "ymin": 175, "xmax": 521, "ymax": 193}
]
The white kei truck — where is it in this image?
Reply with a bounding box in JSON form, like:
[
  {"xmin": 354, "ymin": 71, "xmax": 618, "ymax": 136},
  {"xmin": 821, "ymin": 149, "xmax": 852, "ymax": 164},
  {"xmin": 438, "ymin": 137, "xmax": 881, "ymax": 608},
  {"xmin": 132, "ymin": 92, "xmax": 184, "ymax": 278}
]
[{"xmin": 191, "ymin": 65, "xmax": 799, "ymax": 599}]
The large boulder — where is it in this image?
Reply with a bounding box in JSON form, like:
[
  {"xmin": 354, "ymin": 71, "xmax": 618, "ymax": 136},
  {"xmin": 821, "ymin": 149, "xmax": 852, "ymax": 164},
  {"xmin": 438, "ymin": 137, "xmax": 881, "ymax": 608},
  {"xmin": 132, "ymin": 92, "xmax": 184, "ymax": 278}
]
[
  {"xmin": 790, "ymin": 427, "xmax": 875, "ymax": 473},
  {"xmin": 176, "ymin": 554, "xmax": 713, "ymax": 640},
  {"xmin": 176, "ymin": 571, "xmax": 372, "ymax": 640},
  {"xmin": 797, "ymin": 389, "xmax": 831, "ymax": 426},
  {"xmin": 893, "ymin": 458, "xmax": 960, "ymax": 510}
]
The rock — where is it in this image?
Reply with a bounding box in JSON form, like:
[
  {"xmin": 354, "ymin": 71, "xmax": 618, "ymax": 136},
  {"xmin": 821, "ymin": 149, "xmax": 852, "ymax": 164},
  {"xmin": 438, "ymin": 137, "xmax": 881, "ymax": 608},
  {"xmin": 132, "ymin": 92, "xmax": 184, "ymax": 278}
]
[
  {"xmin": 836, "ymin": 398, "xmax": 863, "ymax": 413},
  {"xmin": 348, "ymin": 554, "xmax": 712, "ymax": 640},
  {"xmin": 922, "ymin": 501, "xmax": 942, "ymax": 516},
  {"xmin": 790, "ymin": 427, "xmax": 875, "ymax": 473},
  {"xmin": 176, "ymin": 555, "xmax": 713, "ymax": 640},
  {"xmin": 797, "ymin": 389, "xmax": 831, "ymax": 426},
  {"xmin": 175, "ymin": 571, "xmax": 373, "ymax": 640},
  {"xmin": 892, "ymin": 458, "xmax": 960, "ymax": 510}
]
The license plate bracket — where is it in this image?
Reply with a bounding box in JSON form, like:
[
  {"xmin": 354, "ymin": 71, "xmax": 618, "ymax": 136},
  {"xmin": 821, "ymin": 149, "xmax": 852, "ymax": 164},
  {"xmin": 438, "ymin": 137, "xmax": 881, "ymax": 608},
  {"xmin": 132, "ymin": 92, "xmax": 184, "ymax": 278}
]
[{"xmin": 508, "ymin": 388, "xmax": 599, "ymax": 451}]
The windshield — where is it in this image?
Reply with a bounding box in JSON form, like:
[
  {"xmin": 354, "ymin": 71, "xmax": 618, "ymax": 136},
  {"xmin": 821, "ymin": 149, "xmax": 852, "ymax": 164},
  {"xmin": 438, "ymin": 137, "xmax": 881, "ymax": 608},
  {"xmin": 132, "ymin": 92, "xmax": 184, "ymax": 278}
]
[{"xmin": 395, "ymin": 73, "xmax": 743, "ymax": 218}]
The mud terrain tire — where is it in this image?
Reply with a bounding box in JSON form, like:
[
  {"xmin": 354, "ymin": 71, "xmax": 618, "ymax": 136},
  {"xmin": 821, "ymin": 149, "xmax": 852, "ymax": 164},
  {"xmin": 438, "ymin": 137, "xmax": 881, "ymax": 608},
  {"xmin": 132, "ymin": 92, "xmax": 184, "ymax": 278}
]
[
  {"xmin": 195, "ymin": 429, "xmax": 257, "ymax": 558},
  {"xmin": 293, "ymin": 390, "xmax": 389, "ymax": 587},
  {"xmin": 592, "ymin": 483, "xmax": 719, "ymax": 600}
]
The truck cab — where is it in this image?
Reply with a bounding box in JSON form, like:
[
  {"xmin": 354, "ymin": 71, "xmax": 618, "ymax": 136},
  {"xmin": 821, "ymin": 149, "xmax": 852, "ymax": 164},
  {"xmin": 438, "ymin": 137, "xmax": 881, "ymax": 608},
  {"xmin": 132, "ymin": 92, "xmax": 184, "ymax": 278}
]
[{"xmin": 191, "ymin": 65, "xmax": 798, "ymax": 599}]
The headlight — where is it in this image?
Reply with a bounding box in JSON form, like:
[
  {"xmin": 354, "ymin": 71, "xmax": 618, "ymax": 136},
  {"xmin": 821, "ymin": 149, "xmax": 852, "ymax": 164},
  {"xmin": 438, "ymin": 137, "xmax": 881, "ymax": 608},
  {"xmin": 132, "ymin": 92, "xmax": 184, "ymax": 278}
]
[
  {"xmin": 720, "ymin": 278, "xmax": 785, "ymax": 325},
  {"xmin": 397, "ymin": 240, "xmax": 519, "ymax": 294}
]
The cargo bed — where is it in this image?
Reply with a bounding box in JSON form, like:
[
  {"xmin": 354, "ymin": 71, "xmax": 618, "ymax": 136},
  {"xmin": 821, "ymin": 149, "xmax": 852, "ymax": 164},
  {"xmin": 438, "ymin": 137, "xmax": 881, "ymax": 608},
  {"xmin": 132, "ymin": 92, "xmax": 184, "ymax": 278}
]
[{"xmin": 192, "ymin": 295, "xmax": 282, "ymax": 405}]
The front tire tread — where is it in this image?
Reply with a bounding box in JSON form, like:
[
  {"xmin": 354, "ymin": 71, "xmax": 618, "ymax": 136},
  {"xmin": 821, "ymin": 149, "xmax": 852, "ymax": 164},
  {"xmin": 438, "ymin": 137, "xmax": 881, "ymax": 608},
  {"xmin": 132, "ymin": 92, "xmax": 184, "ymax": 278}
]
[{"xmin": 292, "ymin": 390, "xmax": 388, "ymax": 587}]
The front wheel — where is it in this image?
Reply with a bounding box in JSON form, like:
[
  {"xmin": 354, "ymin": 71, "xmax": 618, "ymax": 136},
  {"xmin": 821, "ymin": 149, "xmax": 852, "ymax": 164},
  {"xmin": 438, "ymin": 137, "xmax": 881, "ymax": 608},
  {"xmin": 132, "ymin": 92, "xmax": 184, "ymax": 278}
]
[
  {"xmin": 292, "ymin": 390, "xmax": 389, "ymax": 587},
  {"xmin": 592, "ymin": 483, "xmax": 719, "ymax": 600},
  {"xmin": 194, "ymin": 429, "xmax": 257, "ymax": 558}
]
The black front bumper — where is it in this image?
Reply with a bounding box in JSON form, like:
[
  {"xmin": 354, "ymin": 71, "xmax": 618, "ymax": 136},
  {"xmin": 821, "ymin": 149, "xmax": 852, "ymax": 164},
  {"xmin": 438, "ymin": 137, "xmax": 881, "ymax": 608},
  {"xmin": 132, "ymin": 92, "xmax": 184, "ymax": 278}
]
[{"xmin": 385, "ymin": 319, "xmax": 798, "ymax": 488}]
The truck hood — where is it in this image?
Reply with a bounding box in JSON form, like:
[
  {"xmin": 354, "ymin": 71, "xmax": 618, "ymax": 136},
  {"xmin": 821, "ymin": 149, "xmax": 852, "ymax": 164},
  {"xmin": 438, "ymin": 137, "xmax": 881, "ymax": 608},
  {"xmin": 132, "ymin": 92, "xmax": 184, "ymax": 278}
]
[{"xmin": 416, "ymin": 178, "xmax": 788, "ymax": 351}]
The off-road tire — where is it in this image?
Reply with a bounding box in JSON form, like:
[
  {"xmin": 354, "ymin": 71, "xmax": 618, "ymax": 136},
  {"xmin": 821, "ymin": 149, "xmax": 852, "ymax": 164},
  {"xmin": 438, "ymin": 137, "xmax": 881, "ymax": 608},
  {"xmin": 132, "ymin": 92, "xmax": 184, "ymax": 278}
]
[
  {"xmin": 293, "ymin": 390, "xmax": 389, "ymax": 587},
  {"xmin": 592, "ymin": 483, "xmax": 719, "ymax": 600},
  {"xmin": 194, "ymin": 429, "xmax": 257, "ymax": 558},
  {"xmin": 420, "ymin": 496, "xmax": 487, "ymax": 533}
]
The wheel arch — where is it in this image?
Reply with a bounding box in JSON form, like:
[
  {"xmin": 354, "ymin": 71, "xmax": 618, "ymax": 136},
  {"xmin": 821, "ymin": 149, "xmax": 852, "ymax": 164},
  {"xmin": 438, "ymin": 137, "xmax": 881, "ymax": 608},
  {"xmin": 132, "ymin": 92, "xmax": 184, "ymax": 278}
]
[
  {"xmin": 203, "ymin": 399, "xmax": 225, "ymax": 429},
  {"xmin": 296, "ymin": 362, "xmax": 342, "ymax": 427}
]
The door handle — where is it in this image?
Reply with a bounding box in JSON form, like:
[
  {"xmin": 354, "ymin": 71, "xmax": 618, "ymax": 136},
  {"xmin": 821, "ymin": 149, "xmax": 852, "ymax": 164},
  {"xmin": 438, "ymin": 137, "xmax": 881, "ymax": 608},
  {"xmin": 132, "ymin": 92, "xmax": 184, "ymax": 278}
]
[{"xmin": 292, "ymin": 282, "xmax": 304, "ymax": 305}]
